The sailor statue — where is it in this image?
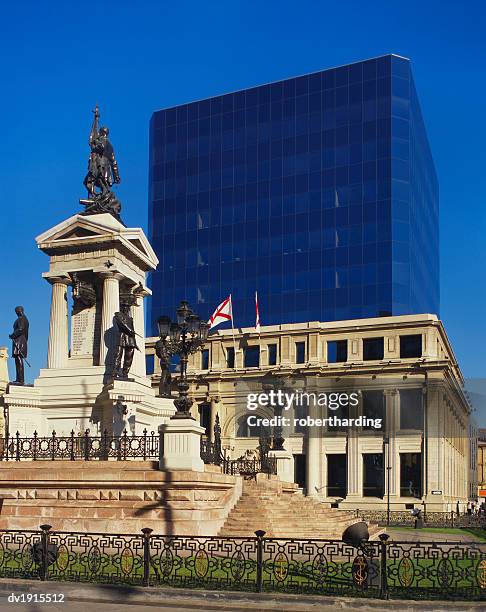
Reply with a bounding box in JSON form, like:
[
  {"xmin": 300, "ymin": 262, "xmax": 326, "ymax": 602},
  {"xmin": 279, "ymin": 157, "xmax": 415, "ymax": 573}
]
[
  {"xmin": 155, "ymin": 337, "xmax": 172, "ymax": 397},
  {"xmin": 81, "ymin": 106, "xmax": 122, "ymax": 219},
  {"xmin": 113, "ymin": 302, "xmax": 138, "ymax": 379},
  {"xmin": 9, "ymin": 306, "xmax": 29, "ymax": 385}
]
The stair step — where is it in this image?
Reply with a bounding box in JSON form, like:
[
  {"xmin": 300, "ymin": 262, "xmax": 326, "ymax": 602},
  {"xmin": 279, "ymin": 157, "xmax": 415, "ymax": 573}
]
[{"xmin": 218, "ymin": 481, "xmax": 378, "ymax": 540}]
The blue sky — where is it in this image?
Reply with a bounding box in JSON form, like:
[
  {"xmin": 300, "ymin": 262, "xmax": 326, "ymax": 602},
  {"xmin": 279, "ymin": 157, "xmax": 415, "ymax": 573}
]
[{"xmin": 0, "ymin": 0, "xmax": 485, "ymax": 391}]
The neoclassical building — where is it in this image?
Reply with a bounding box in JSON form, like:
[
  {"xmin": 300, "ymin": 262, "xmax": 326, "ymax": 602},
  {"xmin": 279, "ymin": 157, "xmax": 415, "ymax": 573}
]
[{"xmin": 147, "ymin": 313, "xmax": 473, "ymax": 511}]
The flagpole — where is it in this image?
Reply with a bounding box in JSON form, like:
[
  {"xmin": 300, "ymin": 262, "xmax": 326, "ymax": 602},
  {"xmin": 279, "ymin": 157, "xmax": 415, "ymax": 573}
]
[
  {"xmin": 230, "ymin": 294, "xmax": 238, "ymax": 370},
  {"xmin": 256, "ymin": 291, "xmax": 261, "ymax": 365}
]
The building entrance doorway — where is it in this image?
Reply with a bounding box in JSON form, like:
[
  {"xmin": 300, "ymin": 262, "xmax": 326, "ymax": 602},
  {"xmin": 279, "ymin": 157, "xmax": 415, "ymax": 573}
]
[
  {"xmin": 293, "ymin": 454, "xmax": 306, "ymax": 489},
  {"xmin": 363, "ymin": 453, "xmax": 384, "ymax": 497},
  {"xmin": 400, "ymin": 452, "xmax": 422, "ymax": 498}
]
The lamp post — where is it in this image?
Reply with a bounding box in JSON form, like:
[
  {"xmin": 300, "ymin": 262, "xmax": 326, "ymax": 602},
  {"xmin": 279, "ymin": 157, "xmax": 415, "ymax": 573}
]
[
  {"xmin": 157, "ymin": 301, "xmax": 210, "ymax": 419},
  {"xmin": 262, "ymin": 377, "xmax": 285, "ymax": 451},
  {"xmin": 384, "ymin": 434, "xmax": 391, "ymax": 527}
]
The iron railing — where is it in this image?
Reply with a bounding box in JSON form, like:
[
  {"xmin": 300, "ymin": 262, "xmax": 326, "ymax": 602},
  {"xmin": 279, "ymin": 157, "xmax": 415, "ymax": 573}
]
[
  {"xmin": 200, "ymin": 413, "xmax": 225, "ymax": 465},
  {"xmin": 0, "ymin": 422, "xmax": 276, "ymax": 476},
  {"xmin": 223, "ymin": 456, "xmax": 278, "ymax": 477},
  {"xmin": 2, "ymin": 430, "xmax": 159, "ymax": 461},
  {"xmin": 0, "ymin": 526, "xmax": 484, "ymax": 599},
  {"xmin": 199, "ymin": 437, "xmax": 223, "ymax": 465},
  {"xmin": 347, "ymin": 509, "xmax": 486, "ymax": 529},
  {"xmin": 1, "ymin": 414, "xmax": 275, "ymax": 477}
]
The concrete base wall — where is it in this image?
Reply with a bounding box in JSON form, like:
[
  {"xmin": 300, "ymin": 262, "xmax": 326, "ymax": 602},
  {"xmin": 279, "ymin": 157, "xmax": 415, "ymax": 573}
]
[{"xmin": 0, "ymin": 461, "xmax": 242, "ymax": 535}]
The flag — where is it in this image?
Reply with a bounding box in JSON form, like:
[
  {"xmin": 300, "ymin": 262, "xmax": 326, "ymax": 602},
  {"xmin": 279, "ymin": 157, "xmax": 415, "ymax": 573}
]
[
  {"xmin": 255, "ymin": 291, "xmax": 261, "ymax": 334},
  {"xmin": 209, "ymin": 295, "xmax": 233, "ymax": 329}
]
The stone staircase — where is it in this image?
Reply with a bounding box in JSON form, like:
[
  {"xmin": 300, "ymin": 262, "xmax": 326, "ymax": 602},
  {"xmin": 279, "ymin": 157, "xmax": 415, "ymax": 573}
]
[{"xmin": 218, "ymin": 476, "xmax": 383, "ymax": 539}]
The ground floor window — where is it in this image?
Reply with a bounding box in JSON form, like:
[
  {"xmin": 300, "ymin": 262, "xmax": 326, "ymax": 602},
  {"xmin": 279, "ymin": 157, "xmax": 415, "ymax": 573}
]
[
  {"xmin": 400, "ymin": 452, "xmax": 422, "ymax": 498},
  {"xmin": 363, "ymin": 453, "xmax": 384, "ymax": 497},
  {"xmin": 199, "ymin": 403, "xmax": 210, "ymax": 436},
  {"xmin": 327, "ymin": 454, "xmax": 347, "ymax": 497}
]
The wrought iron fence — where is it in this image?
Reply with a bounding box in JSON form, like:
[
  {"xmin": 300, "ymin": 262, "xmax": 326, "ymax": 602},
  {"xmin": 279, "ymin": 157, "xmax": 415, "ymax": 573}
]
[
  {"xmin": 348, "ymin": 509, "xmax": 486, "ymax": 529},
  {"xmin": 200, "ymin": 413, "xmax": 225, "ymax": 466},
  {"xmin": 2, "ymin": 430, "xmax": 159, "ymax": 461},
  {"xmin": 223, "ymin": 456, "xmax": 278, "ymax": 477},
  {"xmin": 199, "ymin": 438, "xmax": 223, "ymax": 465},
  {"xmin": 1, "ymin": 420, "xmax": 275, "ymax": 477},
  {"xmin": 0, "ymin": 526, "xmax": 485, "ymax": 600}
]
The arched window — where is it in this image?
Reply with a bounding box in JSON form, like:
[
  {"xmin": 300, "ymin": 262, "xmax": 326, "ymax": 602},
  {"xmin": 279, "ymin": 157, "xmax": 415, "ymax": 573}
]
[{"xmin": 236, "ymin": 415, "xmax": 270, "ymax": 439}]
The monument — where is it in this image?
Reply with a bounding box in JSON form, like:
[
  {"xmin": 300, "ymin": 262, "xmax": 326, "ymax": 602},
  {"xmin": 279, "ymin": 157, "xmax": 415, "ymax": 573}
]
[
  {"xmin": 2, "ymin": 108, "xmax": 175, "ymax": 436},
  {"xmin": 0, "ymin": 110, "xmax": 375, "ymax": 540}
]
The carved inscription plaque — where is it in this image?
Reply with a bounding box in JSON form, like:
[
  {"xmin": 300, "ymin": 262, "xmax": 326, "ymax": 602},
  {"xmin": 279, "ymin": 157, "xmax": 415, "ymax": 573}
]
[{"xmin": 71, "ymin": 306, "xmax": 96, "ymax": 356}]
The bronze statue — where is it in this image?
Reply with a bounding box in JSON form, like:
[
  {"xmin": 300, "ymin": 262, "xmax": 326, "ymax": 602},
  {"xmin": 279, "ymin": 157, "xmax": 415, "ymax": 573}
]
[
  {"xmin": 113, "ymin": 303, "xmax": 138, "ymax": 378},
  {"xmin": 81, "ymin": 106, "xmax": 122, "ymax": 219},
  {"xmin": 9, "ymin": 306, "xmax": 29, "ymax": 385},
  {"xmin": 70, "ymin": 273, "xmax": 96, "ymax": 313},
  {"xmin": 155, "ymin": 338, "xmax": 172, "ymax": 396}
]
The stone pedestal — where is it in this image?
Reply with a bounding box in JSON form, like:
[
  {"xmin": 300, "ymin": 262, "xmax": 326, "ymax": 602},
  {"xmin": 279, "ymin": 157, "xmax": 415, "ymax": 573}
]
[
  {"xmin": 159, "ymin": 418, "xmax": 206, "ymax": 472},
  {"xmin": 269, "ymin": 449, "xmax": 294, "ymax": 483},
  {"xmin": 0, "ymin": 461, "xmax": 241, "ymax": 535}
]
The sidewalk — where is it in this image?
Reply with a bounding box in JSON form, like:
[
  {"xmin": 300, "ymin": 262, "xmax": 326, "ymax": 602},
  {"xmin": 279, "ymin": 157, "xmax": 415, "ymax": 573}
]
[
  {"xmin": 0, "ymin": 579, "xmax": 484, "ymax": 612},
  {"xmin": 386, "ymin": 527, "xmax": 485, "ymax": 542}
]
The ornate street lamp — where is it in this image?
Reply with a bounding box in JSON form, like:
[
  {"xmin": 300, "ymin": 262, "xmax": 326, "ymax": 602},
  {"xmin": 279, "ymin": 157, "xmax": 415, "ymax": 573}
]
[
  {"xmin": 262, "ymin": 376, "xmax": 286, "ymax": 451},
  {"xmin": 157, "ymin": 301, "xmax": 210, "ymax": 419}
]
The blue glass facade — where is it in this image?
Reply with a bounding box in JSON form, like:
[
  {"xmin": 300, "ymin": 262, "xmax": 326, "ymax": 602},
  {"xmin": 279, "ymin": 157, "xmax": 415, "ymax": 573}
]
[{"xmin": 148, "ymin": 54, "xmax": 439, "ymax": 332}]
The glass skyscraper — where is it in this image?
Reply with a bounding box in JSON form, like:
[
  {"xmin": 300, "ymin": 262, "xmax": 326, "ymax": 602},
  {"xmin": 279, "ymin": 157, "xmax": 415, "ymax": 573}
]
[{"xmin": 148, "ymin": 54, "xmax": 439, "ymax": 332}]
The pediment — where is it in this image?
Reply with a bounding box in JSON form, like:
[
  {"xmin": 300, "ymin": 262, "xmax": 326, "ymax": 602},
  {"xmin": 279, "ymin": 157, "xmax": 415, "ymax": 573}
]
[
  {"xmin": 36, "ymin": 213, "xmax": 159, "ymax": 269},
  {"xmin": 36, "ymin": 213, "xmax": 124, "ymax": 245},
  {"xmin": 120, "ymin": 230, "xmax": 158, "ymax": 266}
]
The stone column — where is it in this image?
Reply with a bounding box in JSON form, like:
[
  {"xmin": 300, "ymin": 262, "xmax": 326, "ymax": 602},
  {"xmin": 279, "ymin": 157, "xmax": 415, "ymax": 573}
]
[
  {"xmin": 47, "ymin": 276, "xmax": 70, "ymax": 369},
  {"xmin": 99, "ymin": 272, "xmax": 122, "ymax": 368},
  {"xmin": 346, "ymin": 390, "xmax": 361, "ymax": 499},
  {"xmin": 384, "ymin": 389, "xmax": 398, "ymax": 497},
  {"xmin": 308, "ymin": 333, "xmax": 319, "ymax": 364},
  {"xmin": 209, "ymin": 396, "xmax": 220, "ymax": 442},
  {"xmin": 348, "ymin": 337, "xmax": 363, "ymax": 363},
  {"xmin": 131, "ymin": 289, "xmax": 149, "ymax": 378},
  {"xmin": 425, "ymin": 385, "xmax": 441, "ymax": 502},
  {"xmin": 306, "ymin": 396, "xmax": 320, "ymax": 496}
]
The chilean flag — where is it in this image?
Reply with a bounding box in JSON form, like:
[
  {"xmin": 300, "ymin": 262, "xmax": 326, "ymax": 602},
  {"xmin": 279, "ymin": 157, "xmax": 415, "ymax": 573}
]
[
  {"xmin": 255, "ymin": 291, "xmax": 261, "ymax": 334},
  {"xmin": 209, "ymin": 295, "xmax": 233, "ymax": 330}
]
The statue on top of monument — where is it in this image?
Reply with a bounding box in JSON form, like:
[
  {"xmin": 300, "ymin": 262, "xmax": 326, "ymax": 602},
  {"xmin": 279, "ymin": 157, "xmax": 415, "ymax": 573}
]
[
  {"xmin": 81, "ymin": 105, "xmax": 122, "ymax": 220},
  {"xmin": 9, "ymin": 306, "xmax": 29, "ymax": 385}
]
